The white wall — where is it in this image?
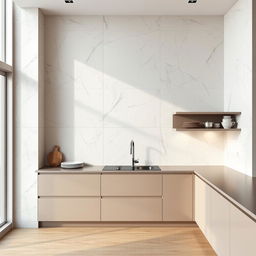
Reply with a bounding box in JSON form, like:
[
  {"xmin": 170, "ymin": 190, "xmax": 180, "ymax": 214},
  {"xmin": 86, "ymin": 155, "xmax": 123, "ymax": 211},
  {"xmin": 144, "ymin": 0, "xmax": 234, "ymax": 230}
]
[
  {"xmin": 14, "ymin": 6, "xmax": 44, "ymax": 228},
  {"xmin": 45, "ymin": 16, "xmax": 225, "ymax": 166},
  {"xmin": 224, "ymin": 0, "xmax": 253, "ymax": 176}
]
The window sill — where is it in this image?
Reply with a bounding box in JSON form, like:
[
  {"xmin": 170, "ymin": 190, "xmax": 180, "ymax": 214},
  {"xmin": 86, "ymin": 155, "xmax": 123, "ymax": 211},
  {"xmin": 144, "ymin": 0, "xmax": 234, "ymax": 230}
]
[{"xmin": 0, "ymin": 222, "xmax": 12, "ymax": 240}]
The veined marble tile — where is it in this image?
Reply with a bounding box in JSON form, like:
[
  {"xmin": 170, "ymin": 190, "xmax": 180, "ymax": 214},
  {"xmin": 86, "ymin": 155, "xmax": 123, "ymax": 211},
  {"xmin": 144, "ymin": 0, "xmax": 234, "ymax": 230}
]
[
  {"xmin": 103, "ymin": 86, "xmax": 161, "ymax": 128},
  {"xmin": 45, "ymin": 16, "xmax": 103, "ymax": 92},
  {"xmin": 45, "ymin": 87, "xmax": 103, "ymax": 128},
  {"xmin": 159, "ymin": 16, "xmax": 224, "ymax": 33},
  {"xmin": 45, "ymin": 16, "xmax": 104, "ymax": 128},
  {"xmin": 160, "ymin": 18, "xmax": 224, "ymax": 112},
  {"xmin": 103, "ymin": 127, "xmax": 162, "ymax": 165},
  {"xmin": 159, "ymin": 128, "xmax": 225, "ymax": 165},
  {"xmin": 45, "ymin": 127, "xmax": 104, "ymax": 165},
  {"xmin": 104, "ymin": 16, "xmax": 162, "ymax": 92},
  {"xmin": 224, "ymin": 0, "xmax": 252, "ymax": 176},
  {"xmin": 45, "ymin": 15, "xmax": 225, "ymax": 168}
]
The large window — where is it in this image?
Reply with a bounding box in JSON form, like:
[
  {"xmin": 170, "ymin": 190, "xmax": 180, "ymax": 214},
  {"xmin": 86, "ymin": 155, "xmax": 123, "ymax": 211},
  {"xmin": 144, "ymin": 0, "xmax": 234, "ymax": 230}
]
[
  {"xmin": 0, "ymin": 74, "xmax": 6, "ymax": 227},
  {"xmin": 0, "ymin": 0, "xmax": 6, "ymax": 228},
  {"xmin": 0, "ymin": 0, "xmax": 12, "ymax": 232}
]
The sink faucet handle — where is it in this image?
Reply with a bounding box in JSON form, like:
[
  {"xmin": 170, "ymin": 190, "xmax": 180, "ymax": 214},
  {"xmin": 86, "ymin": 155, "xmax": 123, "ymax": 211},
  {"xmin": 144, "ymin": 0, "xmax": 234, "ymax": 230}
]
[{"xmin": 130, "ymin": 140, "xmax": 134, "ymax": 154}]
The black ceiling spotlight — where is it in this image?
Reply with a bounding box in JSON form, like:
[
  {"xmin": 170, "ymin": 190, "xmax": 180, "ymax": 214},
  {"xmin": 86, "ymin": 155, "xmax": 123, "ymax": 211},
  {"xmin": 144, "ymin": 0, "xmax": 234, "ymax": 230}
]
[
  {"xmin": 65, "ymin": 0, "xmax": 74, "ymax": 3},
  {"xmin": 188, "ymin": 0, "xmax": 197, "ymax": 3}
]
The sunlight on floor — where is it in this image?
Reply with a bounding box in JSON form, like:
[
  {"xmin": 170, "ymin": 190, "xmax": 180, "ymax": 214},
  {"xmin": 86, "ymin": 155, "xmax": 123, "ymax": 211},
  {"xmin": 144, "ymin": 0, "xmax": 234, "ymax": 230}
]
[{"xmin": 0, "ymin": 227, "xmax": 216, "ymax": 256}]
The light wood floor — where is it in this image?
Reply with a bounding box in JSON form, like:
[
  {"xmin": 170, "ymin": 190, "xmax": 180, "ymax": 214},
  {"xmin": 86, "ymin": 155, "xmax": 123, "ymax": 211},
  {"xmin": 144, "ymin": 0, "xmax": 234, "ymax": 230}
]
[{"xmin": 0, "ymin": 227, "xmax": 216, "ymax": 256}]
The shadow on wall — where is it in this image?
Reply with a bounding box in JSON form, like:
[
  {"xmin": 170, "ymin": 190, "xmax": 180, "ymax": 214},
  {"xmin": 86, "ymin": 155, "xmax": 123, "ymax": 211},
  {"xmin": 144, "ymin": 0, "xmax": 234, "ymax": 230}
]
[{"xmin": 44, "ymin": 16, "xmax": 225, "ymax": 165}]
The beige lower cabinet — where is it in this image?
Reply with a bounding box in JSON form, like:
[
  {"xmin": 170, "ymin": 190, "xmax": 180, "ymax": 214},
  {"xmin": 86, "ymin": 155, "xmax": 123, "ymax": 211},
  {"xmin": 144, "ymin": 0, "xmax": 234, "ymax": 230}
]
[
  {"xmin": 38, "ymin": 197, "xmax": 101, "ymax": 221},
  {"xmin": 230, "ymin": 204, "xmax": 256, "ymax": 256},
  {"xmin": 163, "ymin": 174, "xmax": 193, "ymax": 221},
  {"xmin": 101, "ymin": 197, "xmax": 162, "ymax": 221}
]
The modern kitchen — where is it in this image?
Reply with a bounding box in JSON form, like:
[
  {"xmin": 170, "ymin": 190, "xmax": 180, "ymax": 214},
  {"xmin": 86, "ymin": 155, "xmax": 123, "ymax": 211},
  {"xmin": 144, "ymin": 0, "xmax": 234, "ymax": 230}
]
[{"xmin": 0, "ymin": 0, "xmax": 255, "ymax": 255}]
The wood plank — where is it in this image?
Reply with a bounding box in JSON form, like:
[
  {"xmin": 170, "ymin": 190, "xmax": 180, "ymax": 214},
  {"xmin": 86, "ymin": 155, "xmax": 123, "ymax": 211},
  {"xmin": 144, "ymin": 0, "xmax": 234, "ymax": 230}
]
[{"xmin": 0, "ymin": 227, "xmax": 216, "ymax": 255}]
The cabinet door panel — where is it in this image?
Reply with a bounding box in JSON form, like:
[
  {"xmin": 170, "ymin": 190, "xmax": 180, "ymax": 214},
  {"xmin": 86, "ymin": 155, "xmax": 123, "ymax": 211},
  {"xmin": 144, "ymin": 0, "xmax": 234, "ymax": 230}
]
[
  {"xmin": 101, "ymin": 197, "xmax": 162, "ymax": 221},
  {"xmin": 38, "ymin": 174, "xmax": 100, "ymax": 196},
  {"xmin": 38, "ymin": 197, "xmax": 100, "ymax": 221},
  {"xmin": 101, "ymin": 174, "xmax": 162, "ymax": 196},
  {"xmin": 163, "ymin": 174, "xmax": 193, "ymax": 221}
]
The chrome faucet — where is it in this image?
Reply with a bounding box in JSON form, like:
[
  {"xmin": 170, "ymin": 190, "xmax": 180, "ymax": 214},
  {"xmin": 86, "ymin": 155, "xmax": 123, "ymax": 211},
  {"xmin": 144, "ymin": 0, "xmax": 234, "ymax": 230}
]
[{"xmin": 130, "ymin": 140, "xmax": 139, "ymax": 170}]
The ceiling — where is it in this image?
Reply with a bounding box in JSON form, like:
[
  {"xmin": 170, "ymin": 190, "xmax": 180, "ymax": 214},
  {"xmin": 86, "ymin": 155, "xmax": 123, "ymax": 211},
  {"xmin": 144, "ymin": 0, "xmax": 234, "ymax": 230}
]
[{"xmin": 14, "ymin": 0, "xmax": 238, "ymax": 15}]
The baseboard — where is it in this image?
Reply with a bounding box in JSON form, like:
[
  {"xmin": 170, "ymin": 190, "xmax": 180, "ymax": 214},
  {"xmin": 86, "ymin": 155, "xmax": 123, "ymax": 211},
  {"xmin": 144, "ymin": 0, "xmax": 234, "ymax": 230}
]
[{"xmin": 39, "ymin": 221, "xmax": 197, "ymax": 228}]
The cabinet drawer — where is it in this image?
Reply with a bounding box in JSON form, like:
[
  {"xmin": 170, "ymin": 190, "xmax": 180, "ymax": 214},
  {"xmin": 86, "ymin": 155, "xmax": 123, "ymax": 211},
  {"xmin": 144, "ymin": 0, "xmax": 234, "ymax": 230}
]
[
  {"xmin": 38, "ymin": 197, "xmax": 100, "ymax": 221},
  {"xmin": 101, "ymin": 197, "xmax": 162, "ymax": 221},
  {"xmin": 101, "ymin": 174, "xmax": 162, "ymax": 196},
  {"xmin": 163, "ymin": 174, "xmax": 193, "ymax": 221},
  {"xmin": 38, "ymin": 174, "xmax": 100, "ymax": 196}
]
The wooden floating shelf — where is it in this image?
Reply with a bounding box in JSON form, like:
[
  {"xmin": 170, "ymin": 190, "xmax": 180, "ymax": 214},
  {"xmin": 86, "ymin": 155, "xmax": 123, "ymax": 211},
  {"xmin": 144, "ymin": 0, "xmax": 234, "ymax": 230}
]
[
  {"xmin": 175, "ymin": 112, "xmax": 241, "ymax": 115},
  {"xmin": 176, "ymin": 128, "xmax": 241, "ymax": 131},
  {"xmin": 173, "ymin": 112, "xmax": 241, "ymax": 131}
]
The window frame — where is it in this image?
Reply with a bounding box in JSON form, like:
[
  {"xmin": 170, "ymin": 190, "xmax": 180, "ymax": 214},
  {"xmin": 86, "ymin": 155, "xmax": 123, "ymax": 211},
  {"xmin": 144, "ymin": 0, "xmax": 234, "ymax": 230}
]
[
  {"xmin": 0, "ymin": 0, "xmax": 13, "ymax": 238},
  {"xmin": 0, "ymin": 74, "xmax": 6, "ymax": 228}
]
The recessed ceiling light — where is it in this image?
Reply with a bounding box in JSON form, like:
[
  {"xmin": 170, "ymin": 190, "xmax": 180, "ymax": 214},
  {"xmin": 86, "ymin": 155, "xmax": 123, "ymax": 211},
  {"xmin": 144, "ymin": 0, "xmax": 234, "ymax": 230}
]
[
  {"xmin": 188, "ymin": 0, "xmax": 197, "ymax": 3},
  {"xmin": 65, "ymin": 0, "xmax": 74, "ymax": 3}
]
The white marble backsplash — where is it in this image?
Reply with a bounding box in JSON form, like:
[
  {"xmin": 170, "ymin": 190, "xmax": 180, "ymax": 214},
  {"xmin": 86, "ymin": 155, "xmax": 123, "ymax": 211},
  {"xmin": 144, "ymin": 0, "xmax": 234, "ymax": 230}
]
[{"xmin": 45, "ymin": 15, "xmax": 224, "ymax": 165}]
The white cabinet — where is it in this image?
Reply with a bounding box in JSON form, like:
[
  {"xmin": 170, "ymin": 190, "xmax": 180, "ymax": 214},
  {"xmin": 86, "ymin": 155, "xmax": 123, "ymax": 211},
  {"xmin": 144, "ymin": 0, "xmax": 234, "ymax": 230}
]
[
  {"xmin": 230, "ymin": 204, "xmax": 256, "ymax": 256},
  {"xmin": 195, "ymin": 176, "xmax": 211, "ymax": 236},
  {"xmin": 163, "ymin": 174, "xmax": 193, "ymax": 221},
  {"xmin": 209, "ymin": 186, "xmax": 229, "ymax": 256},
  {"xmin": 195, "ymin": 175, "xmax": 256, "ymax": 256},
  {"xmin": 195, "ymin": 176, "xmax": 229, "ymax": 256}
]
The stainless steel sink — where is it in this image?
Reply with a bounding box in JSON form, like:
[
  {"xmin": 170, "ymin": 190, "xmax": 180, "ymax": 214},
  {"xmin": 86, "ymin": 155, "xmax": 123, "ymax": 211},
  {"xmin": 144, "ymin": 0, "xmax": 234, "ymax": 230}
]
[{"xmin": 102, "ymin": 165, "xmax": 161, "ymax": 171}]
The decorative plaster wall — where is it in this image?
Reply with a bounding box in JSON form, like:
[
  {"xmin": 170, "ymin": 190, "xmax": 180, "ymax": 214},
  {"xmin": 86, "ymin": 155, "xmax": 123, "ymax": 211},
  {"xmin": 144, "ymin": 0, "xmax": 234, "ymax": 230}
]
[{"xmin": 45, "ymin": 16, "xmax": 224, "ymax": 166}]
